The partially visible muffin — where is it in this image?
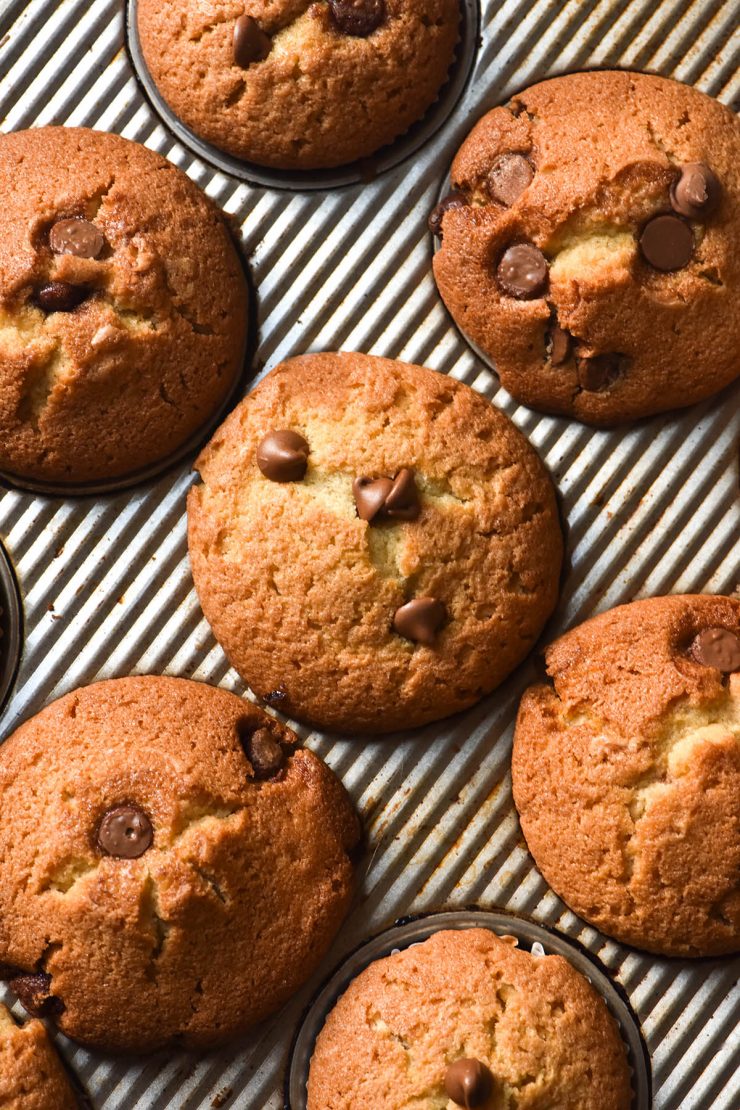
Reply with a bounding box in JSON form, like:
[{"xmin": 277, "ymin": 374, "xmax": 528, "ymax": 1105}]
[
  {"xmin": 188, "ymin": 352, "xmax": 563, "ymax": 734},
  {"xmin": 0, "ymin": 677, "xmax": 360, "ymax": 1052},
  {"xmin": 0, "ymin": 127, "xmax": 247, "ymax": 484},
  {"xmin": 0, "ymin": 1003, "xmax": 78, "ymax": 1109},
  {"xmin": 307, "ymin": 928, "xmax": 632, "ymax": 1109},
  {"xmin": 432, "ymin": 71, "xmax": 740, "ymax": 425},
  {"xmin": 137, "ymin": 0, "xmax": 460, "ymax": 169},
  {"xmin": 512, "ymin": 594, "xmax": 740, "ymax": 956}
]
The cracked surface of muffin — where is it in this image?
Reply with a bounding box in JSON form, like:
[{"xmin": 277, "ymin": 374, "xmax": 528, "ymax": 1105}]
[
  {"xmin": 0, "ymin": 127, "xmax": 247, "ymax": 485},
  {"xmin": 306, "ymin": 927, "xmax": 632, "ymax": 1109},
  {"xmin": 512, "ymin": 594, "xmax": 740, "ymax": 956},
  {"xmin": 432, "ymin": 71, "xmax": 740, "ymax": 425},
  {"xmin": 137, "ymin": 0, "xmax": 460, "ymax": 169},
  {"xmin": 188, "ymin": 352, "xmax": 563, "ymax": 734},
  {"xmin": 0, "ymin": 1003, "xmax": 78, "ymax": 1109},
  {"xmin": 0, "ymin": 677, "xmax": 360, "ymax": 1052}
]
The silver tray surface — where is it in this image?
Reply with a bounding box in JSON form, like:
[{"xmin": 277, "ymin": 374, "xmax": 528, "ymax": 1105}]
[{"xmin": 0, "ymin": 0, "xmax": 738, "ymax": 1107}]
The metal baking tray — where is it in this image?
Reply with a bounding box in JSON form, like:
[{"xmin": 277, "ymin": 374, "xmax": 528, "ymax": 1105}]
[{"xmin": 0, "ymin": 0, "xmax": 738, "ymax": 1108}]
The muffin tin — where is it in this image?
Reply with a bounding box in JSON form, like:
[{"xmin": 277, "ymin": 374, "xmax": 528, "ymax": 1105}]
[{"xmin": 0, "ymin": 0, "xmax": 738, "ymax": 1107}]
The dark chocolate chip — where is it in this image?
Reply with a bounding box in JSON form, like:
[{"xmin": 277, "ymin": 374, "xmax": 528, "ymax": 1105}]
[
  {"xmin": 354, "ymin": 468, "xmax": 420, "ymax": 523},
  {"xmin": 690, "ymin": 627, "xmax": 740, "ymax": 673},
  {"xmin": 444, "ymin": 1057, "xmax": 494, "ymax": 1108},
  {"xmin": 329, "ymin": 0, "xmax": 385, "ymax": 37},
  {"xmin": 233, "ymin": 14, "xmax": 272, "ymax": 67},
  {"xmin": 34, "ymin": 281, "xmax": 87, "ymax": 313},
  {"xmin": 576, "ymin": 352, "xmax": 621, "ymax": 392},
  {"xmin": 639, "ymin": 214, "xmax": 693, "ymax": 271},
  {"xmin": 497, "ymin": 243, "xmax": 548, "ymax": 298},
  {"xmin": 243, "ymin": 727, "xmax": 285, "ymax": 779},
  {"xmin": 489, "ymin": 153, "xmax": 534, "ymax": 206},
  {"xmin": 393, "ymin": 597, "xmax": 446, "ymax": 645},
  {"xmin": 263, "ymin": 684, "xmax": 287, "ymax": 707},
  {"xmin": 49, "ymin": 218, "xmax": 105, "ymax": 259},
  {"xmin": 548, "ymin": 324, "xmax": 572, "ymax": 365},
  {"xmin": 670, "ymin": 163, "xmax": 721, "ymax": 220},
  {"xmin": 256, "ymin": 430, "xmax": 309, "ymax": 482},
  {"xmin": 428, "ymin": 191, "xmax": 467, "ymax": 239},
  {"xmin": 97, "ymin": 805, "xmax": 153, "ymax": 859},
  {"xmin": 353, "ymin": 476, "xmax": 394, "ymax": 522},
  {"xmin": 10, "ymin": 971, "xmax": 65, "ymax": 1018}
]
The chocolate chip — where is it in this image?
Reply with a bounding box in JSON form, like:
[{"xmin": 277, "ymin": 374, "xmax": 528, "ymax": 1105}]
[
  {"xmin": 243, "ymin": 727, "xmax": 285, "ymax": 779},
  {"xmin": 670, "ymin": 163, "xmax": 721, "ymax": 220},
  {"xmin": 353, "ymin": 468, "xmax": 420, "ymax": 522},
  {"xmin": 10, "ymin": 971, "xmax": 64, "ymax": 1018},
  {"xmin": 393, "ymin": 597, "xmax": 446, "ymax": 645},
  {"xmin": 497, "ymin": 243, "xmax": 548, "ymax": 298},
  {"xmin": 428, "ymin": 191, "xmax": 467, "ymax": 239},
  {"xmin": 329, "ymin": 0, "xmax": 385, "ymax": 37},
  {"xmin": 548, "ymin": 324, "xmax": 572, "ymax": 365},
  {"xmin": 639, "ymin": 214, "xmax": 693, "ymax": 271},
  {"xmin": 488, "ymin": 153, "xmax": 534, "ymax": 206},
  {"xmin": 444, "ymin": 1058, "xmax": 494, "ymax": 1108},
  {"xmin": 256, "ymin": 430, "xmax": 309, "ymax": 482},
  {"xmin": 689, "ymin": 627, "xmax": 740, "ymax": 673},
  {"xmin": 576, "ymin": 352, "xmax": 621, "ymax": 391},
  {"xmin": 233, "ymin": 14, "xmax": 272, "ymax": 67},
  {"xmin": 97, "ymin": 805, "xmax": 153, "ymax": 859},
  {"xmin": 49, "ymin": 218, "xmax": 105, "ymax": 259},
  {"xmin": 263, "ymin": 684, "xmax": 287, "ymax": 707},
  {"xmin": 34, "ymin": 281, "xmax": 87, "ymax": 313}
]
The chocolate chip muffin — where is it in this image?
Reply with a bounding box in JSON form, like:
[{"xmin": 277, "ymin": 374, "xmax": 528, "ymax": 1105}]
[
  {"xmin": 0, "ymin": 1004, "xmax": 78, "ymax": 1109},
  {"xmin": 512, "ymin": 594, "xmax": 740, "ymax": 956},
  {"xmin": 137, "ymin": 0, "xmax": 460, "ymax": 170},
  {"xmin": 0, "ymin": 677, "xmax": 360, "ymax": 1052},
  {"xmin": 307, "ymin": 928, "xmax": 632, "ymax": 1109},
  {"xmin": 188, "ymin": 352, "xmax": 563, "ymax": 734},
  {"xmin": 0, "ymin": 127, "xmax": 247, "ymax": 485},
  {"xmin": 432, "ymin": 71, "xmax": 740, "ymax": 425}
]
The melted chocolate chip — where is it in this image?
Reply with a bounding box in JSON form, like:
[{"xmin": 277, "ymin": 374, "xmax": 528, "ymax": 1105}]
[
  {"xmin": 243, "ymin": 727, "xmax": 285, "ymax": 779},
  {"xmin": 576, "ymin": 352, "xmax": 621, "ymax": 391},
  {"xmin": 497, "ymin": 243, "xmax": 548, "ymax": 298},
  {"xmin": 444, "ymin": 1057, "xmax": 494, "ymax": 1108},
  {"xmin": 233, "ymin": 14, "xmax": 272, "ymax": 67},
  {"xmin": 49, "ymin": 218, "xmax": 105, "ymax": 259},
  {"xmin": 689, "ymin": 627, "xmax": 740, "ymax": 673},
  {"xmin": 393, "ymin": 597, "xmax": 446, "ymax": 645},
  {"xmin": 488, "ymin": 153, "xmax": 534, "ymax": 206},
  {"xmin": 639, "ymin": 215, "xmax": 693, "ymax": 271},
  {"xmin": 428, "ymin": 191, "xmax": 467, "ymax": 239},
  {"xmin": 670, "ymin": 163, "xmax": 721, "ymax": 220},
  {"xmin": 256, "ymin": 430, "xmax": 309, "ymax": 482},
  {"xmin": 548, "ymin": 324, "xmax": 572, "ymax": 365},
  {"xmin": 10, "ymin": 971, "xmax": 65, "ymax": 1018},
  {"xmin": 353, "ymin": 468, "xmax": 420, "ymax": 522},
  {"xmin": 329, "ymin": 0, "xmax": 385, "ymax": 36},
  {"xmin": 97, "ymin": 806, "xmax": 153, "ymax": 859},
  {"xmin": 35, "ymin": 281, "xmax": 87, "ymax": 313}
]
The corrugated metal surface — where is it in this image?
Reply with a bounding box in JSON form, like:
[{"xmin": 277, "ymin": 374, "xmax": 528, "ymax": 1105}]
[{"xmin": 0, "ymin": 0, "xmax": 738, "ymax": 1107}]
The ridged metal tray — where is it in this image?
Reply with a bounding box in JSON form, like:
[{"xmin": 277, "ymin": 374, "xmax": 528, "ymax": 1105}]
[{"xmin": 0, "ymin": 0, "xmax": 738, "ymax": 1108}]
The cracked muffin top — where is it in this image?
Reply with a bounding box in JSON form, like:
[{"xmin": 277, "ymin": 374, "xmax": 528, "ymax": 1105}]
[
  {"xmin": 0, "ymin": 127, "xmax": 247, "ymax": 486},
  {"xmin": 0, "ymin": 1004, "xmax": 78, "ymax": 1110},
  {"xmin": 432, "ymin": 71, "xmax": 740, "ymax": 426},
  {"xmin": 137, "ymin": 0, "xmax": 460, "ymax": 170},
  {"xmin": 306, "ymin": 927, "xmax": 632, "ymax": 1109},
  {"xmin": 187, "ymin": 352, "xmax": 563, "ymax": 734},
  {"xmin": 512, "ymin": 594, "xmax": 740, "ymax": 957},
  {"xmin": 0, "ymin": 676, "xmax": 360, "ymax": 1052}
]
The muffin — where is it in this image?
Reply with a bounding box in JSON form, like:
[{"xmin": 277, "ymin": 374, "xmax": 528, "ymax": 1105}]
[
  {"xmin": 137, "ymin": 0, "xmax": 460, "ymax": 170},
  {"xmin": 512, "ymin": 594, "xmax": 740, "ymax": 956},
  {"xmin": 307, "ymin": 927, "xmax": 632, "ymax": 1109},
  {"xmin": 0, "ymin": 677, "xmax": 360, "ymax": 1052},
  {"xmin": 0, "ymin": 127, "xmax": 247, "ymax": 485},
  {"xmin": 432, "ymin": 71, "xmax": 740, "ymax": 425},
  {"xmin": 0, "ymin": 1004, "xmax": 78, "ymax": 1109},
  {"xmin": 188, "ymin": 351, "xmax": 563, "ymax": 734}
]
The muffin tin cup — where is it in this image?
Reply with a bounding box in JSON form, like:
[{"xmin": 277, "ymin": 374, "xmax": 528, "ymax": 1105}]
[
  {"xmin": 286, "ymin": 907, "xmax": 652, "ymax": 1110},
  {"xmin": 126, "ymin": 0, "xmax": 480, "ymax": 192},
  {"xmin": 0, "ymin": 542, "xmax": 22, "ymax": 717}
]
